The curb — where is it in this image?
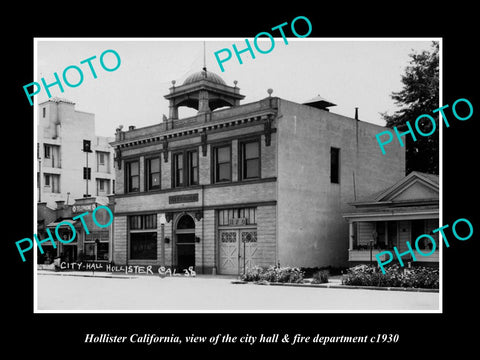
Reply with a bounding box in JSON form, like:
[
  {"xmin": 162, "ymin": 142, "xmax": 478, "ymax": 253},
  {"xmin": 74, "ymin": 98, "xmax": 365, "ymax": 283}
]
[{"xmin": 231, "ymin": 280, "xmax": 439, "ymax": 293}]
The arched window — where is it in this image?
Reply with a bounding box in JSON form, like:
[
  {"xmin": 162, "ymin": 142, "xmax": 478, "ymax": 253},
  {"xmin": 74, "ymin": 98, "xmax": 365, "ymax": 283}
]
[{"xmin": 176, "ymin": 215, "xmax": 195, "ymax": 230}]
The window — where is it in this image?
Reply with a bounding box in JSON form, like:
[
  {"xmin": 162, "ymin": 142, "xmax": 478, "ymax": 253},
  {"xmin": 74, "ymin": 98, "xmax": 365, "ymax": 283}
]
[
  {"xmin": 187, "ymin": 150, "xmax": 198, "ymax": 185},
  {"xmin": 126, "ymin": 161, "xmax": 140, "ymax": 192},
  {"xmin": 172, "ymin": 150, "xmax": 198, "ymax": 188},
  {"xmin": 84, "ymin": 231, "xmax": 109, "ymax": 261},
  {"xmin": 173, "ymin": 153, "xmax": 184, "ymax": 187},
  {"xmin": 218, "ymin": 208, "xmax": 256, "ymax": 226},
  {"xmin": 130, "ymin": 233, "xmax": 157, "ymax": 260},
  {"xmin": 44, "ymin": 144, "xmax": 51, "ymax": 159},
  {"xmin": 240, "ymin": 140, "xmax": 260, "ymax": 180},
  {"xmin": 146, "ymin": 157, "xmax": 161, "ymax": 190},
  {"xmin": 129, "ymin": 214, "xmax": 157, "ymax": 260},
  {"xmin": 97, "ymin": 179, "xmax": 110, "ymax": 195},
  {"xmin": 42, "ymin": 107, "xmax": 46, "ymax": 118},
  {"xmin": 130, "ymin": 214, "xmax": 157, "ymax": 230},
  {"xmin": 43, "ymin": 144, "xmax": 60, "ymax": 168},
  {"xmin": 213, "ymin": 145, "xmax": 231, "ymax": 183},
  {"xmin": 97, "ymin": 152, "xmax": 109, "ymax": 173},
  {"xmin": 330, "ymin": 147, "xmax": 340, "ymax": 184},
  {"xmin": 44, "ymin": 174, "xmax": 60, "ymax": 193},
  {"xmin": 52, "ymin": 175, "xmax": 60, "ymax": 193}
]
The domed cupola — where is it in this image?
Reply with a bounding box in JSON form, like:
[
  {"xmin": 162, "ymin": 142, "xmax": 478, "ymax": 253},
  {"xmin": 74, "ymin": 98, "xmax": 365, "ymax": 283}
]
[
  {"xmin": 183, "ymin": 69, "xmax": 227, "ymax": 86},
  {"xmin": 164, "ymin": 67, "xmax": 245, "ymax": 120}
]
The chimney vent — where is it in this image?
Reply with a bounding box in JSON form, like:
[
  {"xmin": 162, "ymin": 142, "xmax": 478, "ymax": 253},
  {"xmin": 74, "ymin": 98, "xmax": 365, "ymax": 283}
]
[{"xmin": 355, "ymin": 107, "xmax": 359, "ymax": 121}]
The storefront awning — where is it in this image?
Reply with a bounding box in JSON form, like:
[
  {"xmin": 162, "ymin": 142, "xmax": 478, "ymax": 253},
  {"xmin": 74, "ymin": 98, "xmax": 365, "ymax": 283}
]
[{"xmin": 46, "ymin": 219, "xmax": 78, "ymax": 228}]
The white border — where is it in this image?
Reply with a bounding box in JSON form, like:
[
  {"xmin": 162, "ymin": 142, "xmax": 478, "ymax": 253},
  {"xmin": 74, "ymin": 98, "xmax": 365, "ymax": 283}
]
[{"xmin": 33, "ymin": 37, "xmax": 443, "ymax": 314}]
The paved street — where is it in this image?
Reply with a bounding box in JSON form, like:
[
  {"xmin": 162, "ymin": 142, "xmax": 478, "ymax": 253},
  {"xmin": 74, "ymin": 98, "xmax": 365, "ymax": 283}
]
[{"xmin": 36, "ymin": 273, "xmax": 439, "ymax": 312}]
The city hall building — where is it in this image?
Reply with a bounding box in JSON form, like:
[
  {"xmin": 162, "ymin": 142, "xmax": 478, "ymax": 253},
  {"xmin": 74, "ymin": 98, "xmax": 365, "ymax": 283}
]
[{"xmin": 110, "ymin": 69, "xmax": 404, "ymax": 275}]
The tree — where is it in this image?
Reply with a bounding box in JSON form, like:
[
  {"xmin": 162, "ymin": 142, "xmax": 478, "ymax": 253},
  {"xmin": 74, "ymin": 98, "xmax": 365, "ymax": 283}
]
[{"xmin": 382, "ymin": 42, "xmax": 439, "ymax": 175}]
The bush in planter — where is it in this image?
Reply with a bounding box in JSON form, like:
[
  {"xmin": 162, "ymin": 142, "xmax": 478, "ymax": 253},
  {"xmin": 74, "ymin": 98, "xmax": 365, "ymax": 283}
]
[
  {"xmin": 240, "ymin": 266, "xmax": 263, "ymax": 282},
  {"xmin": 241, "ymin": 266, "xmax": 304, "ymax": 283},
  {"xmin": 342, "ymin": 264, "xmax": 439, "ymax": 289},
  {"xmin": 283, "ymin": 267, "xmax": 305, "ymax": 283},
  {"xmin": 311, "ymin": 270, "xmax": 329, "ymax": 284},
  {"xmin": 402, "ymin": 267, "xmax": 439, "ymax": 289}
]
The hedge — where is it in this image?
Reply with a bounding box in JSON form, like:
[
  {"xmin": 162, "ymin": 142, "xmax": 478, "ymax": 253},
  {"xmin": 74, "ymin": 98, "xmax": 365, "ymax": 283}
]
[{"xmin": 342, "ymin": 264, "xmax": 439, "ymax": 289}]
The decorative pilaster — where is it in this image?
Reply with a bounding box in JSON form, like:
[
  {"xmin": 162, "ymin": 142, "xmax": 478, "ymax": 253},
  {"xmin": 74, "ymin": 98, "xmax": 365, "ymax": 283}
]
[
  {"xmin": 114, "ymin": 147, "xmax": 122, "ymax": 169},
  {"xmin": 201, "ymin": 130, "xmax": 207, "ymax": 156},
  {"xmin": 162, "ymin": 137, "xmax": 169, "ymax": 162},
  {"xmin": 264, "ymin": 116, "xmax": 273, "ymax": 147}
]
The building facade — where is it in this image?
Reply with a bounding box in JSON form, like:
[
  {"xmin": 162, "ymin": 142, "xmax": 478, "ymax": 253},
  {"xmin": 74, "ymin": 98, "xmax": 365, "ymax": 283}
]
[
  {"xmin": 110, "ymin": 69, "xmax": 405, "ymax": 275},
  {"xmin": 37, "ymin": 98, "xmax": 116, "ymax": 209},
  {"xmin": 343, "ymin": 171, "xmax": 439, "ymax": 266},
  {"xmin": 37, "ymin": 197, "xmax": 114, "ymax": 265}
]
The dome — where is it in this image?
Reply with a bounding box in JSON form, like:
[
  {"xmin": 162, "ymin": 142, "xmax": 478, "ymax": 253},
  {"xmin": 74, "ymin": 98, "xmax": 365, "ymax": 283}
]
[{"xmin": 183, "ymin": 69, "xmax": 226, "ymax": 86}]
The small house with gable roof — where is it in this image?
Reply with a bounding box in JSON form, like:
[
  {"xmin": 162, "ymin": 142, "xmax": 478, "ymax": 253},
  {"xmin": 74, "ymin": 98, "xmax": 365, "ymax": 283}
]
[{"xmin": 343, "ymin": 171, "xmax": 439, "ymax": 265}]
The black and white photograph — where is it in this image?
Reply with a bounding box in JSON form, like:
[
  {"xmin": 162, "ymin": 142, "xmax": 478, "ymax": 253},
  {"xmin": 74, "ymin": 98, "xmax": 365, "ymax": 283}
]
[
  {"xmin": 7, "ymin": 6, "xmax": 478, "ymax": 356},
  {"xmin": 33, "ymin": 38, "xmax": 441, "ymax": 312}
]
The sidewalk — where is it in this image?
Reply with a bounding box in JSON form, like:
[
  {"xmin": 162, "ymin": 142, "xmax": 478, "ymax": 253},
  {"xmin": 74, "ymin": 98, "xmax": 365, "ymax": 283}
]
[{"xmin": 37, "ymin": 270, "xmax": 438, "ymax": 293}]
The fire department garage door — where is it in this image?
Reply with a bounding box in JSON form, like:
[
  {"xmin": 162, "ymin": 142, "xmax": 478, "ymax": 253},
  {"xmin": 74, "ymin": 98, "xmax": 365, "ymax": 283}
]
[{"xmin": 219, "ymin": 229, "xmax": 257, "ymax": 275}]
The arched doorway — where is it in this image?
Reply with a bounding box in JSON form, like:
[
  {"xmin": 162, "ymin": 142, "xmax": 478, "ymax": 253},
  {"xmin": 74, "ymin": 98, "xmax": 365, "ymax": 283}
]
[{"xmin": 175, "ymin": 214, "xmax": 195, "ymax": 270}]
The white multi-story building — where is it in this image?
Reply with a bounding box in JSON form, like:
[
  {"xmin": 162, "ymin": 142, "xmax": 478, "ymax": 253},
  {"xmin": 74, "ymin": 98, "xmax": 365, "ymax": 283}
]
[{"xmin": 37, "ymin": 97, "xmax": 115, "ymax": 209}]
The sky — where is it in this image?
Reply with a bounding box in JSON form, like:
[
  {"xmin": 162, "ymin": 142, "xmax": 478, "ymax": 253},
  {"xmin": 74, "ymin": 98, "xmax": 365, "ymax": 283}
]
[{"xmin": 35, "ymin": 38, "xmax": 437, "ymax": 137}]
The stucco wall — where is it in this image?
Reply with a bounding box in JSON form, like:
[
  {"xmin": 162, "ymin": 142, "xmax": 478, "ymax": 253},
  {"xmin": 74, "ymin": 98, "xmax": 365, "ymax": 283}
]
[{"xmin": 276, "ymin": 99, "xmax": 405, "ymax": 268}]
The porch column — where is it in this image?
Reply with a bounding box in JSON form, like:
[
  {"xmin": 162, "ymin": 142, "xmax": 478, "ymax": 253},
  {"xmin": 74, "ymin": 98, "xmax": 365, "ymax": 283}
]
[{"xmin": 349, "ymin": 221, "xmax": 354, "ymax": 250}]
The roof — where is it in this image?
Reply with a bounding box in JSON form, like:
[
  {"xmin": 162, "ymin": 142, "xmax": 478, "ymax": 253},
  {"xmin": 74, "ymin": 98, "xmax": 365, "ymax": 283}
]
[
  {"xmin": 350, "ymin": 171, "xmax": 439, "ymax": 206},
  {"xmin": 183, "ymin": 69, "xmax": 226, "ymax": 86},
  {"xmin": 39, "ymin": 97, "xmax": 76, "ymax": 105},
  {"xmin": 46, "ymin": 219, "xmax": 78, "ymax": 228}
]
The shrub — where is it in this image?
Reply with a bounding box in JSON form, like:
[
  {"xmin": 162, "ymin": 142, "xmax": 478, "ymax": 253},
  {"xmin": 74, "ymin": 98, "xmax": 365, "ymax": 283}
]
[
  {"xmin": 240, "ymin": 265, "xmax": 263, "ymax": 282},
  {"xmin": 241, "ymin": 266, "xmax": 305, "ymax": 283},
  {"xmin": 403, "ymin": 267, "xmax": 439, "ymax": 289},
  {"xmin": 311, "ymin": 270, "xmax": 329, "ymax": 284},
  {"xmin": 342, "ymin": 264, "xmax": 438, "ymax": 289}
]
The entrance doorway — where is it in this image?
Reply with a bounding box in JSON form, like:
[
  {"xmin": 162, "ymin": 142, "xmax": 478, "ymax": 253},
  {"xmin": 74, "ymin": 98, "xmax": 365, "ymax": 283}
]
[
  {"xmin": 219, "ymin": 229, "xmax": 257, "ymax": 275},
  {"xmin": 175, "ymin": 215, "xmax": 195, "ymax": 270},
  {"xmin": 62, "ymin": 245, "xmax": 77, "ymax": 263}
]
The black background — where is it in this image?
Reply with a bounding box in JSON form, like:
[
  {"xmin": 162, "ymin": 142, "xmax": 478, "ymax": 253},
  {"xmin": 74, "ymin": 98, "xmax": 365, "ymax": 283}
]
[{"xmin": 6, "ymin": 4, "xmax": 478, "ymax": 356}]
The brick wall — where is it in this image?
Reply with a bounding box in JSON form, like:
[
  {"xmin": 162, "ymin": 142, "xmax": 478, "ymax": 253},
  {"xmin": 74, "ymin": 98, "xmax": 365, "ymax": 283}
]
[{"xmin": 114, "ymin": 122, "xmax": 276, "ymax": 195}]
